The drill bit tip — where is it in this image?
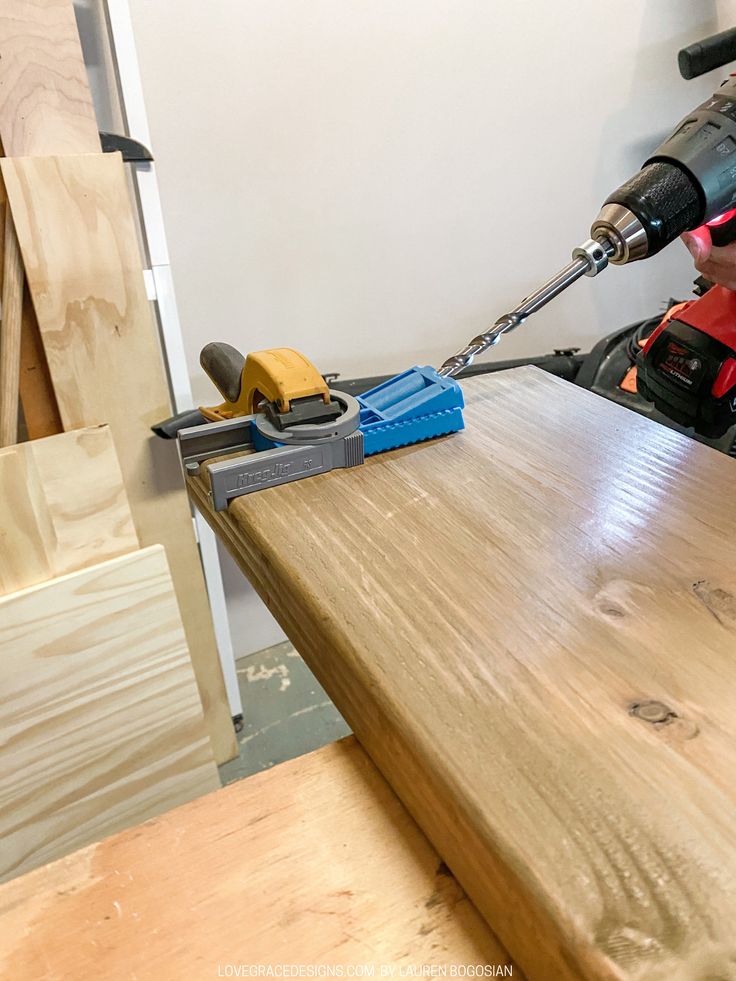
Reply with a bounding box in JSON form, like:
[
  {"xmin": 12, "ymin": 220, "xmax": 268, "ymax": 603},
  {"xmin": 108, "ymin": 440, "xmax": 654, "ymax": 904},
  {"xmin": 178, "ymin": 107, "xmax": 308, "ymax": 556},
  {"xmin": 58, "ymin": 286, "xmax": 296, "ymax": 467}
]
[{"xmin": 436, "ymin": 252, "xmax": 599, "ymax": 378}]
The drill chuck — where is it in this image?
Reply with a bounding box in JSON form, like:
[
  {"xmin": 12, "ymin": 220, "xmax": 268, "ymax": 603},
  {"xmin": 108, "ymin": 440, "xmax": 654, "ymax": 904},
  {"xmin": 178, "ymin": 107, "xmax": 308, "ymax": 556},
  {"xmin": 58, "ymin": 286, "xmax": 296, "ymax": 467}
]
[
  {"xmin": 592, "ymin": 161, "xmax": 701, "ymax": 264},
  {"xmin": 592, "ymin": 75, "xmax": 736, "ymax": 264},
  {"xmin": 590, "ymin": 203, "xmax": 648, "ymax": 264}
]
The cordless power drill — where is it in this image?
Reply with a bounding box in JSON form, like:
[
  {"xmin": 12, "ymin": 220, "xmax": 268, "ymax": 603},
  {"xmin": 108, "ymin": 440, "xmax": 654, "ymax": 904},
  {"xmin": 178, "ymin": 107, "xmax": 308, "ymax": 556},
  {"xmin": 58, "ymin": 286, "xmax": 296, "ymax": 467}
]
[{"xmin": 439, "ymin": 74, "xmax": 736, "ymax": 438}]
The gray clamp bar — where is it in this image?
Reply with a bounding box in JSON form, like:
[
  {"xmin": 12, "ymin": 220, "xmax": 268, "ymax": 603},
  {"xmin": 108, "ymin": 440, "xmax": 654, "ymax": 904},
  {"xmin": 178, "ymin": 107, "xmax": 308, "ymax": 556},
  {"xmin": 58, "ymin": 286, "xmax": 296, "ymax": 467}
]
[
  {"xmin": 178, "ymin": 413, "xmax": 365, "ymax": 511},
  {"xmin": 207, "ymin": 429, "xmax": 364, "ymax": 510}
]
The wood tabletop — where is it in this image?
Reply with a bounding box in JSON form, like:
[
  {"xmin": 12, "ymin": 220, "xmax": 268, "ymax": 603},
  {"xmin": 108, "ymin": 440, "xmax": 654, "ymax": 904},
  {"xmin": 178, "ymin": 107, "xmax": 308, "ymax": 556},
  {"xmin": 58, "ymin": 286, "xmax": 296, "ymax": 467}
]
[
  {"xmin": 189, "ymin": 367, "xmax": 736, "ymax": 980},
  {"xmin": 0, "ymin": 737, "xmax": 515, "ymax": 979}
]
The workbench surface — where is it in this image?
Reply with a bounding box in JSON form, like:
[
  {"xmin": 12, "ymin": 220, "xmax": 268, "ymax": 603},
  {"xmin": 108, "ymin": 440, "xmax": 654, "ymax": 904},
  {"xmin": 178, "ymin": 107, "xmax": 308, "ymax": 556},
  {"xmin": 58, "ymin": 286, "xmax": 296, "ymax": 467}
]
[
  {"xmin": 189, "ymin": 367, "xmax": 736, "ymax": 980},
  {"xmin": 0, "ymin": 738, "xmax": 515, "ymax": 978}
]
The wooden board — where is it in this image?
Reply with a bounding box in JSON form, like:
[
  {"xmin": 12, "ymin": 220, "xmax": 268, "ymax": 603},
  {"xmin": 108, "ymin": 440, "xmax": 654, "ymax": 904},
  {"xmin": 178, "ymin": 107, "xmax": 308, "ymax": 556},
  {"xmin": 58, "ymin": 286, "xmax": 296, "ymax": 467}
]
[
  {"xmin": 0, "ymin": 0, "xmax": 81, "ymax": 438},
  {"xmin": 1, "ymin": 153, "xmax": 237, "ymax": 764},
  {"xmin": 0, "ymin": 737, "xmax": 518, "ymax": 978},
  {"xmin": 189, "ymin": 368, "xmax": 736, "ymax": 981},
  {"xmin": 18, "ymin": 284, "xmax": 63, "ymax": 439},
  {"xmin": 0, "ymin": 424, "xmax": 138, "ymax": 594},
  {"xmin": 0, "ymin": 0, "xmax": 100, "ymax": 156},
  {"xmin": 1, "ymin": 138, "xmax": 60, "ymax": 441},
  {"xmin": 0, "ymin": 545, "xmax": 220, "ymax": 883},
  {"xmin": 0, "ymin": 194, "xmax": 23, "ymax": 446}
]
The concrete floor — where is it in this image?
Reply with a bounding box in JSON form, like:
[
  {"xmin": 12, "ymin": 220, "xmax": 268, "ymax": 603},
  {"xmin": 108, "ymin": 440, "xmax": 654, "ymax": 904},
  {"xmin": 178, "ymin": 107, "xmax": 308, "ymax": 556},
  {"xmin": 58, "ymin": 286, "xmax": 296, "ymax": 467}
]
[{"xmin": 218, "ymin": 640, "xmax": 351, "ymax": 785}]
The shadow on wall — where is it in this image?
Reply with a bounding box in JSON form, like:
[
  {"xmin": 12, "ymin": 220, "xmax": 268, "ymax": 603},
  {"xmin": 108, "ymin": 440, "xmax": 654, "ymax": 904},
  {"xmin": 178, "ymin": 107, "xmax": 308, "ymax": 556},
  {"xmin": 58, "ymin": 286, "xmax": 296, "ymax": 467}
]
[
  {"xmin": 216, "ymin": 539, "xmax": 287, "ymax": 656},
  {"xmin": 73, "ymin": 1, "xmax": 124, "ymax": 134}
]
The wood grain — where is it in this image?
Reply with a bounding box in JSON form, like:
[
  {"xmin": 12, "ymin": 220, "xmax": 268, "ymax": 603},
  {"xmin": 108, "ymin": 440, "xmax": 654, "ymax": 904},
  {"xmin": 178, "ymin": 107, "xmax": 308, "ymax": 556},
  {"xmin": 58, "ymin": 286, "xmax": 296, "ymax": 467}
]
[
  {"xmin": 190, "ymin": 368, "xmax": 736, "ymax": 981},
  {"xmin": 0, "ymin": 424, "xmax": 138, "ymax": 594},
  {"xmin": 18, "ymin": 284, "xmax": 62, "ymax": 439},
  {"xmin": 1, "ymin": 152, "xmax": 237, "ymax": 764},
  {"xmin": 0, "ymin": 737, "xmax": 518, "ymax": 978},
  {"xmin": 0, "ymin": 545, "xmax": 220, "ymax": 883},
  {"xmin": 0, "ymin": 0, "xmax": 100, "ymax": 156},
  {"xmin": 0, "ymin": 425, "xmax": 134, "ymax": 591},
  {"xmin": 0, "ymin": 206, "xmax": 23, "ymax": 446}
]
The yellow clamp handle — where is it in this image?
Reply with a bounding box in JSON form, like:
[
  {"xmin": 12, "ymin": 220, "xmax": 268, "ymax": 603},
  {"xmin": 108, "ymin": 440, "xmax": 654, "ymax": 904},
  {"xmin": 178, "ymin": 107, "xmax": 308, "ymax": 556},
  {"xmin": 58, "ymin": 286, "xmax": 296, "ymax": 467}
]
[{"xmin": 199, "ymin": 343, "xmax": 331, "ymax": 422}]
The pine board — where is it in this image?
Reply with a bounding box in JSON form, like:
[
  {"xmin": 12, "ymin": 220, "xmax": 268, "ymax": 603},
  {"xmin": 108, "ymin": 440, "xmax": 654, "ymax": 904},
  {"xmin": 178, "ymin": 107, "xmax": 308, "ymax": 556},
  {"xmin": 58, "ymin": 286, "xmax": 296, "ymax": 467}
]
[
  {"xmin": 18, "ymin": 282, "xmax": 63, "ymax": 439},
  {"xmin": 0, "ymin": 545, "xmax": 220, "ymax": 883},
  {"xmin": 0, "ymin": 195, "xmax": 23, "ymax": 446},
  {"xmin": 0, "ymin": 424, "xmax": 138, "ymax": 594},
  {"xmin": 0, "ymin": 0, "xmax": 100, "ymax": 156},
  {"xmin": 189, "ymin": 367, "xmax": 736, "ymax": 981},
  {"xmin": 0, "ymin": 737, "xmax": 518, "ymax": 978},
  {"xmin": 1, "ymin": 152, "xmax": 237, "ymax": 764}
]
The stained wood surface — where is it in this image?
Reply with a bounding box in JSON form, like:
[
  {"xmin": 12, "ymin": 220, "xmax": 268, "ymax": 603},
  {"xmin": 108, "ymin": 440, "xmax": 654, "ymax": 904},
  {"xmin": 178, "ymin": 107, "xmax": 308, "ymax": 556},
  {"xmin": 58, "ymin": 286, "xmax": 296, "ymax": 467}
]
[
  {"xmin": 0, "ymin": 424, "xmax": 138, "ymax": 594},
  {"xmin": 1, "ymin": 152, "xmax": 237, "ymax": 764},
  {"xmin": 190, "ymin": 367, "xmax": 736, "ymax": 981},
  {"xmin": 0, "ymin": 545, "xmax": 220, "ymax": 883},
  {"xmin": 0, "ymin": 737, "xmax": 517, "ymax": 978},
  {"xmin": 0, "ymin": 0, "xmax": 100, "ymax": 156}
]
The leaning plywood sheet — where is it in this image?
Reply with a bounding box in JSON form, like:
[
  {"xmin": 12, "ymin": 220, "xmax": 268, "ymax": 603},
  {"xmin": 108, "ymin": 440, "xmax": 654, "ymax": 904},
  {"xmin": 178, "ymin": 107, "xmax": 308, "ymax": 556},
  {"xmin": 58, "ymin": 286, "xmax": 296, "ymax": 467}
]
[
  {"xmin": 189, "ymin": 367, "xmax": 736, "ymax": 981},
  {"xmin": 0, "ymin": 0, "xmax": 100, "ymax": 156},
  {"xmin": 0, "ymin": 738, "xmax": 518, "ymax": 978},
  {"xmin": 0, "ymin": 425, "xmax": 138, "ymax": 594},
  {"xmin": 0, "ymin": 545, "xmax": 220, "ymax": 883},
  {"xmin": 0, "ymin": 0, "xmax": 96, "ymax": 439},
  {"xmin": 1, "ymin": 160, "xmax": 61, "ymax": 439},
  {"xmin": 1, "ymin": 153, "xmax": 237, "ymax": 764}
]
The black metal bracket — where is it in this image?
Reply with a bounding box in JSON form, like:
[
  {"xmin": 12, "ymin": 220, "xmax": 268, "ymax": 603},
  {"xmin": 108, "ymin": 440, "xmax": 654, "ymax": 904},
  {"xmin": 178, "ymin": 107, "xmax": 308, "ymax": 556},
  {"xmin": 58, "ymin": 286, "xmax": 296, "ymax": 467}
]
[{"xmin": 99, "ymin": 131, "xmax": 153, "ymax": 162}]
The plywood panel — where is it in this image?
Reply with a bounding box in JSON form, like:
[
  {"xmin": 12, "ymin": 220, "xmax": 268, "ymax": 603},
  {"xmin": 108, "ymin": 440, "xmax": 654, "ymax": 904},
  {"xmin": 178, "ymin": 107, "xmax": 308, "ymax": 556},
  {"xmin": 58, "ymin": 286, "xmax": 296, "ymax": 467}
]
[
  {"xmin": 18, "ymin": 284, "xmax": 63, "ymax": 440},
  {"xmin": 0, "ymin": 204, "xmax": 23, "ymax": 446},
  {"xmin": 0, "ymin": 447, "xmax": 52, "ymax": 590},
  {"xmin": 0, "ymin": 425, "xmax": 138, "ymax": 594},
  {"xmin": 189, "ymin": 368, "xmax": 736, "ymax": 981},
  {"xmin": 0, "ymin": 737, "xmax": 518, "ymax": 979},
  {"xmin": 0, "ymin": 545, "xmax": 220, "ymax": 882},
  {"xmin": 0, "ymin": 0, "xmax": 100, "ymax": 156},
  {"xmin": 1, "ymin": 153, "xmax": 237, "ymax": 763},
  {"xmin": 0, "ymin": 179, "xmax": 63, "ymax": 442}
]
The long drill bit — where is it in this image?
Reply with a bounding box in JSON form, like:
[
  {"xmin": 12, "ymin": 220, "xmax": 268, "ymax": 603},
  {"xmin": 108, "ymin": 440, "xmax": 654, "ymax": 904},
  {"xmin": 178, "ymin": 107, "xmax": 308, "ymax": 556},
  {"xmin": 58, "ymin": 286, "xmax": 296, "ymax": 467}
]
[{"xmin": 437, "ymin": 239, "xmax": 614, "ymax": 378}]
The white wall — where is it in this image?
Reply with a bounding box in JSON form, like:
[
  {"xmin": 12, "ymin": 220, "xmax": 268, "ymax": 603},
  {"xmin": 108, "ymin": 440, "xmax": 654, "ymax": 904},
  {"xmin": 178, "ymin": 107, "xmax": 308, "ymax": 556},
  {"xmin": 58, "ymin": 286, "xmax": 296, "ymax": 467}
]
[
  {"xmin": 125, "ymin": 0, "xmax": 728, "ymax": 402},
  {"xmin": 79, "ymin": 0, "xmax": 735, "ymax": 656}
]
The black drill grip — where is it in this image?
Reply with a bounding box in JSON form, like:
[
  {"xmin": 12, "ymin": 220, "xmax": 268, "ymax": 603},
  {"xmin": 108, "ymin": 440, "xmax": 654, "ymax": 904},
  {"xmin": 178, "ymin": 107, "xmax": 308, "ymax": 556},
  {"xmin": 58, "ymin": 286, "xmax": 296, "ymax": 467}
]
[
  {"xmin": 678, "ymin": 28, "xmax": 736, "ymax": 80},
  {"xmin": 605, "ymin": 161, "xmax": 702, "ymax": 257},
  {"xmin": 200, "ymin": 341, "xmax": 246, "ymax": 404}
]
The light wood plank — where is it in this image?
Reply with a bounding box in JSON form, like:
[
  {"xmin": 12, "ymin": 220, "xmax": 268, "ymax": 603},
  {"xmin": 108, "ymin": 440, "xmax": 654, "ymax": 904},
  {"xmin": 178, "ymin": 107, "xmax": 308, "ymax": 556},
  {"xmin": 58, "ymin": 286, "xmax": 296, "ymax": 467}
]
[
  {"xmin": 18, "ymin": 285, "xmax": 63, "ymax": 439},
  {"xmin": 0, "ymin": 0, "xmax": 100, "ymax": 156},
  {"xmin": 0, "ymin": 545, "xmax": 220, "ymax": 883},
  {"xmin": 0, "ymin": 206, "xmax": 23, "ymax": 446},
  {"xmin": 0, "ymin": 737, "xmax": 518, "ymax": 978},
  {"xmin": 0, "ymin": 447, "xmax": 52, "ymax": 590},
  {"xmin": 0, "ymin": 173, "xmax": 5, "ymax": 262},
  {"xmin": 0, "ymin": 160, "xmax": 59, "ymax": 439},
  {"xmin": 1, "ymin": 153, "xmax": 237, "ymax": 764},
  {"xmin": 189, "ymin": 368, "xmax": 736, "ymax": 980},
  {"xmin": 27, "ymin": 424, "xmax": 135, "ymax": 566},
  {"xmin": 0, "ymin": 425, "xmax": 138, "ymax": 594},
  {"xmin": 0, "ymin": 1, "xmax": 90, "ymax": 437}
]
